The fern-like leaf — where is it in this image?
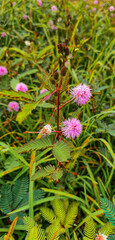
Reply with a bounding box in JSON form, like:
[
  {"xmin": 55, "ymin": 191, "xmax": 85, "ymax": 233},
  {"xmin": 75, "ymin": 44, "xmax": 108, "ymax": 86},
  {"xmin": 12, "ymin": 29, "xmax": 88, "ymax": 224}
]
[
  {"xmin": 23, "ymin": 216, "xmax": 35, "ymax": 231},
  {"xmin": 64, "ymin": 202, "xmax": 78, "ymax": 229},
  {"xmin": 63, "ymin": 199, "xmax": 69, "ymax": 213},
  {"xmin": 31, "ymin": 165, "xmax": 55, "ymax": 181},
  {"xmin": 40, "ymin": 207, "xmax": 56, "ymax": 223},
  {"xmin": 51, "ymin": 168, "xmax": 63, "ymax": 181},
  {"xmin": 28, "ymin": 226, "xmax": 45, "ymax": 240},
  {"xmin": 0, "ymin": 185, "xmax": 12, "ymax": 213},
  {"xmin": 52, "ymin": 141, "xmax": 70, "ymax": 162},
  {"xmin": 12, "ymin": 175, "xmax": 28, "ymax": 209},
  {"xmin": 46, "ymin": 219, "xmax": 61, "ymax": 240},
  {"xmin": 84, "ymin": 216, "xmax": 96, "ymax": 240},
  {"xmin": 108, "ymin": 235, "xmax": 115, "ymax": 240},
  {"xmin": 17, "ymin": 137, "xmax": 52, "ymax": 153},
  {"xmin": 0, "ymin": 90, "xmax": 33, "ymax": 102},
  {"xmin": 52, "ymin": 199, "xmax": 66, "ymax": 225},
  {"xmin": 99, "ymin": 222, "xmax": 115, "ymax": 236},
  {"xmin": 101, "ymin": 198, "xmax": 115, "ymax": 227}
]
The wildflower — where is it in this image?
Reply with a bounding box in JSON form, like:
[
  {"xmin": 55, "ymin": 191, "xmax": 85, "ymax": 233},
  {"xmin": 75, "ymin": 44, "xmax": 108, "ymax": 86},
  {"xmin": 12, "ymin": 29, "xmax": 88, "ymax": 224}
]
[
  {"xmin": 25, "ymin": 40, "xmax": 31, "ymax": 46},
  {"xmin": 70, "ymin": 84, "xmax": 91, "ymax": 106},
  {"xmin": 37, "ymin": 0, "xmax": 42, "ymax": 6},
  {"xmin": 40, "ymin": 89, "xmax": 51, "ymax": 100},
  {"xmin": 65, "ymin": 61, "xmax": 69, "ymax": 67},
  {"xmin": 48, "ymin": 20, "xmax": 53, "ymax": 26},
  {"xmin": 96, "ymin": 233, "xmax": 108, "ymax": 240},
  {"xmin": 23, "ymin": 15, "xmax": 27, "ymax": 20},
  {"xmin": 61, "ymin": 118, "xmax": 82, "ymax": 139},
  {"xmin": 94, "ymin": 0, "xmax": 98, "ymax": 4},
  {"xmin": 51, "ymin": 25, "xmax": 57, "ymax": 30},
  {"xmin": 83, "ymin": 0, "xmax": 87, "ymax": 2},
  {"xmin": 100, "ymin": 4, "xmax": 103, "ymax": 7},
  {"xmin": 93, "ymin": 7, "xmax": 97, "ymax": 11},
  {"xmin": 109, "ymin": 6, "xmax": 114, "ymax": 12},
  {"xmin": 16, "ymin": 82, "xmax": 28, "ymax": 92},
  {"xmin": 13, "ymin": 2, "xmax": 16, "ymax": 6},
  {"xmin": 0, "ymin": 66, "xmax": 7, "ymax": 76},
  {"xmin": 40, "ymin": 124, "xmax": 52, "ymax": 137},
  {"xmin": 8, "ymin": 101, "xmax": 19, "ymax": 112},
  {"xmin": 51, "ymin": 5, "xmax": 57, "ymax": 12},
  {"xmin": 1, "ymin": 32, "xmax": 7, "ymax": 37},
  {"xmin": 85, "ymin": 5, "xmax": 89, "ymax": 8}
]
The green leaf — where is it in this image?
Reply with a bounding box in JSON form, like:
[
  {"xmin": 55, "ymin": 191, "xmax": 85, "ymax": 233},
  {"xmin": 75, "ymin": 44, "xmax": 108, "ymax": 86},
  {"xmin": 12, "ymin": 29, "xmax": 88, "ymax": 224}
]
[
  {"xmin": 40, "ymin": 207, "xmax": 56, "ymax": 224},
  {"xmin": 17, "ymin": 69, "xmax": 38, "ymax": 80},
  {"xmin": 37, "ymin": 45, "xmax": 54, "ymax": 59},
  {"xmin": 52, "ymin": 199, "xmax": 66, "ymax": 225},
  {"xmin": 10, "ymin": 79, "xmax": 19, "ymax": 90},
  {"xmin": 31, "ymin": 165, "xmax": 55, "ymax": 181},
  {"xmin": 9, "ymin": 47, "xmax": 32, "ymax": 60},
  {"xmin": 16, "ymin": 102, "xmax": 38, "ymax": 124},
  {"xmin": 101, "ymin": 198, "xmax": 115, "ymax": 227},
  {"xmin": 38, "ymin": 102, "xmax": 55, "ymax": 108},
  {"xmin": 0, "ymin": 90, "xmax": 33, "ymax": 102},
  {"xmin": 17, "ymin": 137, "xmax": 52, "ymax": 153},
  {"xmin": 0, "ymin": 185, "xmax": 12, "ymax": 214},
  {"xmin": 84, "ymin": 216, "xmax": 96, "ymax": 240},
  {"xmin": 64, "ymin": 202, "xmax": 78, "ymax": 229},
  {"xmin": 52, "ymin": 141, "xmax": 70, "ymax": 162},
  {"xmin": 12, "ymin": 175, "xmax": 28, "ymax": 209},
  {"xmin": 0, "ymin": 47, "xmax": 7, "ymax": 60}
]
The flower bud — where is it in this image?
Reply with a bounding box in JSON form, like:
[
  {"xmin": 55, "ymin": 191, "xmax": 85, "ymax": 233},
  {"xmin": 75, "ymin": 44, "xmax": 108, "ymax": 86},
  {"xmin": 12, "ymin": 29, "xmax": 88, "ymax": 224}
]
[
  {"xmin": 54, "ymin": 71, "xmax": 59, "ymax": 80},
  {"xmin": 41, "ymin": 124, "xmax": 52, "ymax": 137},
  {"xmin": 65, "ymin": 47, "xmax": 69, "ymax": 56},
  {"xmin": 61, "ymin": 66, "xmax": 67, "ymax": 76}
]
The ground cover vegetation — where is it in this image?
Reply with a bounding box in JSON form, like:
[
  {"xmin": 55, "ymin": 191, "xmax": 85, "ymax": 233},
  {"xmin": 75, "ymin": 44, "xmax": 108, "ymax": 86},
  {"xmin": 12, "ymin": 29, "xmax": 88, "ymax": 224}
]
[{"xmin": 0, "ymin": 0, "xmax": 115, "ymax": 239}]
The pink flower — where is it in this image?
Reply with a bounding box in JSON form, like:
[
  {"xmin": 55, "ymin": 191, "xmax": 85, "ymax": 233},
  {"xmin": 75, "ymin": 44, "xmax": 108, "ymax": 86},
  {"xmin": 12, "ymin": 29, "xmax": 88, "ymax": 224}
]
[
  {"xmin": 23, "ymin": 15, "xmax": 27, "ymax": 20},
  {"xmin": 100, "ymin": 4, "xmax": 103, "ymax": 7},
  {"xmin": 16, "ymin": 82, "xmax": 28, "ymax": 92},
  {"xmin": 8, "ymin": 101, "xmax": 19, "ymax": 112},
  {"xmin": 37, "ymin": 0, "xmax": 42, "ymax": 6},
  {"xmin": 61, "ymin": 118, "xmax": 82, "ymax": 139},
  {"xmin": 83, "ymin": 0, "xmax": 87, "ymax": 2},
  {"xmin": 93, "ymin": 7, "xmax": 97, "ymax": 11},
  {"xmin": 0, "ymin": 66, "xmax": 7, "ymax": 76},
  {"xmin": 51, "ymin": 5, "xmax": 57, "ymax": 12},
  {"xmin": 65, "ymin": 61, "xmax": 69, "ymax": 67},
  {"xmin": 51, "ymin": 25, "xmax": 57, "ymax": 30},
  {"xmin": 48, "ymin": 20, "xmax": 53, "ymax": 26},
  {"xmin": 94, "ymin": 0, "xmax": 98, "ymax": 4},
  {"xmin": 40, "ymin": 89, "xmax": 51, "ymax": 101},
  {"xmin": 70, "ymin": 84, "xmax": 91, "ymax": 106},
  {"xmin": 85, "ymin": 5, "xmax": 89, "ymax": 8},
  {"xmin": 109, "ymin": 6, "xmax": 114, "ymax": 12},
  {"xmin": 1, "ymin": 32, "xmax": 7, "ymax": 37},
  {"xmin": 13, "ymin": 2, "xmax": 16, "ymax": 6}
]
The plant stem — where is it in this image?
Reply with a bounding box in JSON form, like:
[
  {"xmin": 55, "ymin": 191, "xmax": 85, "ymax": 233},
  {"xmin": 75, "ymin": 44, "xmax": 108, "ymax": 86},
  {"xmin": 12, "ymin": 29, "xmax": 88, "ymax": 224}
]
[{"xmin": 57, "ymin": 91, "xmax": 60, "ymax": 137}]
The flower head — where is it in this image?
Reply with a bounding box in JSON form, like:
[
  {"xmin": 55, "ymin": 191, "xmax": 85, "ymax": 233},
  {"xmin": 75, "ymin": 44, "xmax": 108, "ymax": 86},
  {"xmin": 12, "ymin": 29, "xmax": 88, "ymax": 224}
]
[
  {"xmin": 61, "ymin": 118, "xmax": 82, "ymax": 139},
  {"xmin": 51, "ymin": 5, "xmax": 57, "ymax": 12},
  {"xmin": 40, "ymin": 124, "xmax": 52, "ymax": 137},
  {"xmin": 51, "ymin": 25, "xmax": 57, "ymax": 30},
  {"xmin": 23, "ymin": 15, "xmax": 27, "ymax": 20},
  {"xmin": 93, "ymin": 7, "xmax": 97, "ymax": 11},
  {"xmin": 109, "ymin": 6, "xmax": 114, "ymax": 12},
  {"xmin": 25, "ymin": 40, "xmax": 31, "ymax": 46},
  {"xmin": 13, "ymin": 2, "xmax": 16, "ymax": 6},
  {"xmin": 37, "ymin": 0, "xmax": 42, "ymax": 6},
  {"xmin": 100, "ymin": 4, "xmax": 103, "ymax": 7},
  {"xmin": 94, "ymin": 0, "xmax": 98, "ymax": 4},
  {"xmin": 40, "ymin": 89, "xmax": 51, "ymax": 100},
  {"xmin": 1, "ymin": 32, "xmax": 7, "ymax": 37},
  {"xmin": 0, "ymin": 66, "xmax": 7, "ymax": 76},
  {"xmin": 16, "ymin": 82, "xmax": 28, "ymax": 92},
  {"xmin": 70, "ymin": 84, "xmax": 91, "ymax": 106},
  {"xmin": 8, "ymin": 101, "xmax": 19, "ymax": 112},
  {"xmin": 85, "ymin": 5, "xmax": 89, "ymax": 8},
  {"xmin": 96, "ymin": 233, "xmax": 108, "ymax": 240}
]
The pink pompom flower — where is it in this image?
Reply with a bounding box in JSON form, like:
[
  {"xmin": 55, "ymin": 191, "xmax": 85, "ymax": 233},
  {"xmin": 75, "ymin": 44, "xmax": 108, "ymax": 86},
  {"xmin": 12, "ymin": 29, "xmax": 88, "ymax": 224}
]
[
  {"xmin": 109, "ymin": 6, "xmax": 114, "ymax": 12},
  {"xmin": 0, "ymin": 66, "xmax": 7, "ymax": 76},
  {"xmin": 100, "ymin": 4, "xmax": 103, "ymax": 7},
  {"xmin": 61, "ymin": 118, "xmax": 82, "ymax": 139},
  {"xmin": 37, "ymin": 0, "xmax": 42, "ymax": 6},
  {"xmin": 96, "ymin": 233, "xmax": 108, "ymax": 240},
  {"xmin": 13, "ymin": 2, "xmax": 16, "ymax": 6},
  {"xmin": 51, "ymin": 25, "xmax": 57, "ymax": 30},
  {"xmin": 40, "ymin": 89, "xmax": 51, "ymax": 101},
  {"xmin": 23, "ymin": 15, "xmax": 27, "ymax": 20},
  {"xmin": 94, "ymin": 0, "xmax": 98, "ymax": 4},
  {"xmin": 70, "ymin": 84, "xmax": 91, "ymax": 106},
  {"xmin": 51, "ymin": 5, "xmax": 57, "ymax": 12},
  {"xmin": 1, "ymin": 32, "xmax": 7, "ymax": 37},
  {"xmin": 8, "ymin": 101, "xmax": 19, "ymax": 112},
  {"xmin": 85, "ymin": 5, "xmax": 89, "ymax": 8},
  {"xmin": 93, "ymin": 7, "xmax": 97, "ymax": 11},
  {"xmin": 16, "ymin": 82, "xmax": 28, "ymax": 92}
]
